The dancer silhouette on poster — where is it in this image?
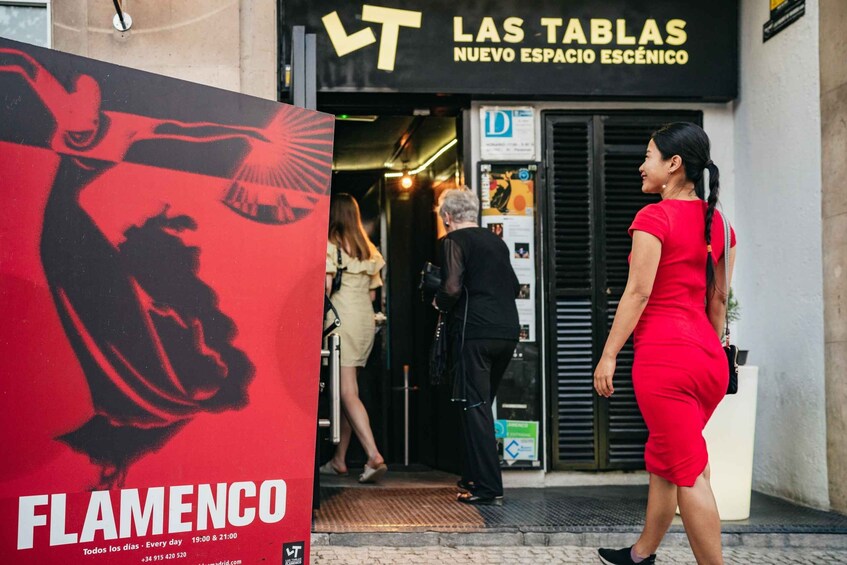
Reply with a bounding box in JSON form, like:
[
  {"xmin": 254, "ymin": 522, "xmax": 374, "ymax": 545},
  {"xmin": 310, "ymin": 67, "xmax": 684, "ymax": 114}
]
[
  {"xmin": 0, "ymin": 47, "xmax": 331, "ymax": 489},
  {"xmin": 490, "ymin": 172, "xmax": 512, "ymax": 214}
]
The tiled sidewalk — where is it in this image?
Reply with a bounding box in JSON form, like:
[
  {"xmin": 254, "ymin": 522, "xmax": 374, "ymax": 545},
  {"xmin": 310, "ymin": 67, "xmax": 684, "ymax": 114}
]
[{"xmin": 312, "ymin": 545, "xmax": 847, "ymax": 564}]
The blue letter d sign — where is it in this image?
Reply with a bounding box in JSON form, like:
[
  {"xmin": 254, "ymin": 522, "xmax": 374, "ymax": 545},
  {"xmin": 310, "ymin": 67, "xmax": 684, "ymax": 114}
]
[{"xmin": 485, "ymin": 110, "xmax": 512, "ymax": 138}]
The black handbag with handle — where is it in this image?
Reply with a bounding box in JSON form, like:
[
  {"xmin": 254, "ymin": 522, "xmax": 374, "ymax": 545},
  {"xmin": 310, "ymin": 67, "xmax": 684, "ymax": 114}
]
[
  {"xmin": 419, "ymin": 261, "xmax": 442, "ymax": 293},
  {"xmin": 429, "ymin": 312, "xmax": 449, "ymax": 386},
  {"xmin": 721, "ymin": 212, "xmax": 738, "ymax": 395}
]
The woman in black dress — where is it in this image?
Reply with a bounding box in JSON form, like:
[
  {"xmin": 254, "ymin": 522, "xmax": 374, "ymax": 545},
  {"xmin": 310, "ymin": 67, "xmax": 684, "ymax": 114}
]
[{"xmin": 435, "ymin": 188, "xmax": 520, "ymax": 505}]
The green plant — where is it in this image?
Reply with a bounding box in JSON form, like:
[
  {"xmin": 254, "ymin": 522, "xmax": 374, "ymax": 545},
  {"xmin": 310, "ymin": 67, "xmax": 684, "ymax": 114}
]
[{"xmin": 726, "ymin": 287, "xmax": 741, "ymax": 324}]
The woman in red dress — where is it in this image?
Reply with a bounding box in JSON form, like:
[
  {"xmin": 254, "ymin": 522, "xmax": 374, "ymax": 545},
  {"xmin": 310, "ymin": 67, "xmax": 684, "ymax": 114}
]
[{"xmin": 595, "ymin": 123, "xmax": 736, "ymax": 565}]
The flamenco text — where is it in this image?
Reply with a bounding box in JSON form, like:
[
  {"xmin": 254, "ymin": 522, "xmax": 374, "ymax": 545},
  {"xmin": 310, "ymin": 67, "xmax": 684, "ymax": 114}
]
[
  {"xmin": 17, "ymin": 480, "xmax": 287, "ymax": 550},
  {"xmin": 453, "ymin": 17, "xmax": 690, "ymax": 65}
]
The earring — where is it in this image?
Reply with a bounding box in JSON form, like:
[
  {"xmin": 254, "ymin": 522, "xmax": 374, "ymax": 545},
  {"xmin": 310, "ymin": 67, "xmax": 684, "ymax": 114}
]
[{"xmin": 662, "ymin": 184, "xmax": 667, "ymax": 189}]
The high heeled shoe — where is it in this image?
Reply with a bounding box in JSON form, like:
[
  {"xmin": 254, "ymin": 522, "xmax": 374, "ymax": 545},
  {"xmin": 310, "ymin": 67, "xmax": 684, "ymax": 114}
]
[{"xmin": 456, "ymin": 491, "xmax": 503, "ymax": 506}]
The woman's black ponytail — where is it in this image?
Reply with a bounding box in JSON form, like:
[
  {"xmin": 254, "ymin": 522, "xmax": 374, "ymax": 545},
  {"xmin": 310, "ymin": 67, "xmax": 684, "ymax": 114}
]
[
  {"xmin": 704, "ymin": 161, "xmax": 720, "ymax": 296},
  {"xmin": 651, "ymin": 122, "xmax": 719, "ymax": 295}
]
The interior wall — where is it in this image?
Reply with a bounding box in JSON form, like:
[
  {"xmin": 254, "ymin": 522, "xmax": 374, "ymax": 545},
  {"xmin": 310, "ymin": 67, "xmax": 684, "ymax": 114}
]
[
  {"xmin": 735, "ymin": 0, "xmax": 828, "ymax": 508},
  {"xmin": 52, "ymin": 0, "xmax": 277, "ymax": 100},
  {"xmin": 820, "ymin": 0, "xmax": 847, "ymax": 514}
]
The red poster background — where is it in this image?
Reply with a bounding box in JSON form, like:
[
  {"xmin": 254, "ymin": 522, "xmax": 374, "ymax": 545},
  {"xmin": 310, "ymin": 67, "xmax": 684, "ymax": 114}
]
[{"xmin": 0, "ymin": 39, "xmax": 333, "ymax": 564}]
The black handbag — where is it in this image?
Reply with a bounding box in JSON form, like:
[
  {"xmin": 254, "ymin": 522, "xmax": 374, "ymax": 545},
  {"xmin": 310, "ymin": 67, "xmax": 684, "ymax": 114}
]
[
  {"xmin": 429, "ymin": 313, "xmax": 449, "ymax": 386},
  {"xmin": 721, "ymin": 213, "xmax": 738, "ymax": 395},
  {"xmin": 330, "ymin": 245, "xmax": 345, "ymax": 295},
  {"xmin": 419, "ymin": 261, "xmax": 442, "ymax": 293}
]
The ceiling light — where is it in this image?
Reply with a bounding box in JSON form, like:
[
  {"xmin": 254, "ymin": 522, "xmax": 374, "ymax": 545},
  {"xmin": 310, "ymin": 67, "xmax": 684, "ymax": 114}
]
[
  {"xmin": 384, "ymin": 138, "xmax": 458, "ymax": 178},
  {"xmin": 400, "ymin": 172, "xmax": 413, "ymax": 189}
]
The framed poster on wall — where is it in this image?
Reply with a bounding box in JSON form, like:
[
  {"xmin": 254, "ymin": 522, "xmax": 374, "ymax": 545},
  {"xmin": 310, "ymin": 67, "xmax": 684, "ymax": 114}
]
[
  {"xmin": 479, "ymin": 162, "xmax": 537, "ymax": 341},
  {"xmin": 478, "ymin": 162, "xmax": 542, "ymax": 468}
]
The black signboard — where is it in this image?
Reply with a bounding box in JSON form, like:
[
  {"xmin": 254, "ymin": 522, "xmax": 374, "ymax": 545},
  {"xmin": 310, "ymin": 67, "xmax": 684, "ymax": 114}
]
[{"xmin": 281, "ymin": 0, "xmax": 738, "ymax": 100}]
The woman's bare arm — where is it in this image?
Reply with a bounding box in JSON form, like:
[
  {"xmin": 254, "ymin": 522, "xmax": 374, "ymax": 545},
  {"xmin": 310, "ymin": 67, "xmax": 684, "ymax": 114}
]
[
  {"xmin": 594, "ymin": 231, "xmax": 662, "ymax": 397},
  {"xmin": 602, "ymin": 231, "xmax": 662, "ymax": 358}
]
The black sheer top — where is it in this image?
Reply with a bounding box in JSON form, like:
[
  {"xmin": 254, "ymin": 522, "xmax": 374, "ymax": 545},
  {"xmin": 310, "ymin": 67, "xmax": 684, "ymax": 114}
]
[{"xmin": 435, "ymin": 227, "xmax": 520, "ymax": 340}]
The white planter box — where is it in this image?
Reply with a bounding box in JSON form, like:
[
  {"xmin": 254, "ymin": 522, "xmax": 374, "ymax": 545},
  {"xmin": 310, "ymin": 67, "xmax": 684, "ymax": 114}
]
[{"xmin": 703, "ymin": 365, "xmax": 759, "ymax": 520}]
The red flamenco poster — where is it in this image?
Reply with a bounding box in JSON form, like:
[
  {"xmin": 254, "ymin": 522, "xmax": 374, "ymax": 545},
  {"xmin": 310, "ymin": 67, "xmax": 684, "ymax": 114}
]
[{"xmin": 0, "ymin": 38, "xmax": 333, "ymax": 564}]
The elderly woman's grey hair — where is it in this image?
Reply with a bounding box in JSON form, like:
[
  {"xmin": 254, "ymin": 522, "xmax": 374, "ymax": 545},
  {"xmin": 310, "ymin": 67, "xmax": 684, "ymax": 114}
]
[{"xmin": 438, "ymin": 187, "xmax": 479, "ymax": 224}]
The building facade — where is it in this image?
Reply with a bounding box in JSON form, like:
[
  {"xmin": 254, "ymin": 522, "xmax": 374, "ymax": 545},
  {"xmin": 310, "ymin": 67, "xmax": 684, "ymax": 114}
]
[{"xmin": 2, "ymin": 0, "xmax": 845, "ymax": 513}]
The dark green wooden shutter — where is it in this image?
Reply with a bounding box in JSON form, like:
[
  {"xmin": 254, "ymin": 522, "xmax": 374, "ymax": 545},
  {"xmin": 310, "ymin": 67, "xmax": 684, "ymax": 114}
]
[{"xmin": 546, "ymin": 117, "xmax": 597, "ymax": 468}]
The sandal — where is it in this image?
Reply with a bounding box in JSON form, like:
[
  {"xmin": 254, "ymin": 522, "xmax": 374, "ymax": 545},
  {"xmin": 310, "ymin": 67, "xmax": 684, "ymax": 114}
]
[
  {"xmin": 457, "ymin": 479, "xmax": 476, "ymax": 493},
  {"xmin": 318, "ymin": 461, "xmax": 348, "ymax": 476},
  {"xmin": 358, "ymin": 463, "xmax": 388, "ymax": 483},
  {"xmin": 456, "ymin": 492, "xmax": 503, "ymax": 506}
]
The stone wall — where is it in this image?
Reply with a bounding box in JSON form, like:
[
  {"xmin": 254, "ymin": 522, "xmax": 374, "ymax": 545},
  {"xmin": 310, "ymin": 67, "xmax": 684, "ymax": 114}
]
[
  {"xmin": 820, "ymin": 0, "xmax": 847, "ymax": 514},
  {"xmin": 52, "ymin": 0, "xmax": 277, "ymax": 100}
]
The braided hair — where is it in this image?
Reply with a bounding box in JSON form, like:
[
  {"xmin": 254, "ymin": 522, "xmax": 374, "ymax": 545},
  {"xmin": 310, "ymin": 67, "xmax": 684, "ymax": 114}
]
[{"xmin": 651, "ymin": 122, "xmax": 721, "ymax": 295}]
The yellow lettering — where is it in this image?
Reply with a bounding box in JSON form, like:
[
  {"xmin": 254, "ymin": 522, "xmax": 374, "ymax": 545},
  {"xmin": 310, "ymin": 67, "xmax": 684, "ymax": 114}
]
[
  {"xmin": 638, "ymin": 19, "xmax": 664, "ymax": 45},
  {"xmin": 666, "ymin": 19, "xmax": 687, "ymax": 46},
  {"xmin": 616, "ymin": 19, "xmax": 636, "ymax": 45},
  {"xmin": 361, "ymin": 5, "xmax": 422, "ymax": 71},
  {"xmin": 676, "ymin": 50, "xmax": 689, "ymax": 64},
  {"xmin": 453, "ymin": 17, "xmax": 472, "ymax": 42},
  {"xmin": 540, "ymin": 17, "xmax": 563, "ymax": 44},
  {"xmin": 590, "ymin": 19, "xmax": 613, "ymax": 45},
  {"xmin": 476, "ymin": 17, "xmax": 501, "ymax": 43},
  {"xmin": 321, "ymin": 11, "xmax": 377, "ymax": 57},
  {"xmin": 503, "ymin": 17, "xmax": 524, "ymax": 43},
  {"xmin": 562, "ymin": 18, "xmax": 588, "ymax": 44},
  {"xmin": 520, "ymin": 47, "xmax": 532, "ymax": 62}
]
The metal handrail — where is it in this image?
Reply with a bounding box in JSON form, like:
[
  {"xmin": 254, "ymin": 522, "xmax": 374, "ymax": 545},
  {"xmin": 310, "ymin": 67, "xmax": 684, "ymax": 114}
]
[{"xmin": 318, "ymin": 333, "xmax": 341, "ymax": 444}]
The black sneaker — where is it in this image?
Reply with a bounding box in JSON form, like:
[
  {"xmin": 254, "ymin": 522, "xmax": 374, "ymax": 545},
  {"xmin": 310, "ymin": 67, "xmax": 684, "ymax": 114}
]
[{"xmin": 598, "ymin": 546, "xmax": 656, "ymax": 565}]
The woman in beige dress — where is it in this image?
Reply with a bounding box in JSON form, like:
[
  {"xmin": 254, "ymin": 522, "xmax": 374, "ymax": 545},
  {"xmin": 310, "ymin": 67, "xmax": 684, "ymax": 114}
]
[{"xmin": 321, "ymin": 193, "xmax": 388, "ymax": 483}]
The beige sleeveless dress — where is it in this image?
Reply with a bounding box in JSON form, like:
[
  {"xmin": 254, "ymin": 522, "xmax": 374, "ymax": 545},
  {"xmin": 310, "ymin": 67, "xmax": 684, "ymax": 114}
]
[{"xmin": 326, "ymin": 241, "xmax": 385, "ymax": 367}]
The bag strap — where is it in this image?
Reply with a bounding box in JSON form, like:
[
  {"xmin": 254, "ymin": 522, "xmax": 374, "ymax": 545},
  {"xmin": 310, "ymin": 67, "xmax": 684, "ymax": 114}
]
[
  {"xmin": 721, "ymin": 211, "xmax": 731, "ymax": 346},
  {"xmin": 336, "ymin": 244, "xmax": 342, "ymax": 268}
]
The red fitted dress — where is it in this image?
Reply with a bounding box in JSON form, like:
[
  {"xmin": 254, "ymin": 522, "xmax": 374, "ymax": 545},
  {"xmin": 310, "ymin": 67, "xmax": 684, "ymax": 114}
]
[{"xmin": 628, "ymin": 200, "xmax": 736, "ymax": 487}]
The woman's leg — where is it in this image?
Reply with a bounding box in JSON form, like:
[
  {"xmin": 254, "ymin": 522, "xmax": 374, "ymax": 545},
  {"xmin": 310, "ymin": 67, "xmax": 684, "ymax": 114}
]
[
  {"xmin": 338, "ymin": 365, "xmax": 384, "ymax": 467},
  {"xmin": 329, "ymin": 411, "xmax": 352, "ymax": 474},
  {"xmin": 461, "ymin": 340, "xmax": 503, "ymax": 498},
  {"xmin": 678, "ymin": 465, "xmax": 723, "ymax": 564},
  {"xmin": 632, "ymin": 473, "xmax": 678, "ymax": 557}
]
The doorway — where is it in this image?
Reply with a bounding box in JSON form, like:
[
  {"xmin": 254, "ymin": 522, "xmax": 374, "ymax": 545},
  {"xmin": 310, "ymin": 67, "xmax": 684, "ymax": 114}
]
[{"xmin": 323, "ymin": 110, "xmax": 465, "ymax": 474}]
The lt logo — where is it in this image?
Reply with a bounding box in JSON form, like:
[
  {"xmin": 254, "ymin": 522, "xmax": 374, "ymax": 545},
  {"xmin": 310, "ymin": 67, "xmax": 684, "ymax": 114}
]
[{"xmin": 322, "ymin": 5, "xmax": 422, "ymax": 72}]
